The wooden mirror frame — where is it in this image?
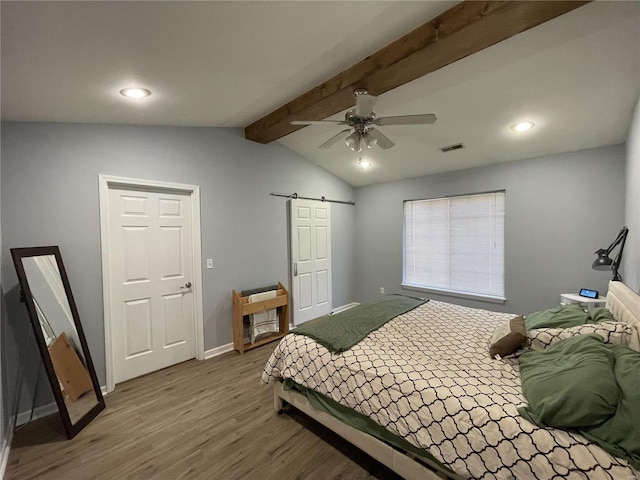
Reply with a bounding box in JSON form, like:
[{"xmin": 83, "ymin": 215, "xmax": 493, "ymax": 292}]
[{"xmin": 11, "ymin": 246, "xmax": 105, "ymax": 438}]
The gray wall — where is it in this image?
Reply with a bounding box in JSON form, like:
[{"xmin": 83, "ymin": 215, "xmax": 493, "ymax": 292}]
[
  {"xmin": 0, "ymin": 141, "xmax": 6, "ymax": 471},
  {"xmin": 1, "ymin": 122, "xmax": 356, "ymax": 406},
  {"xmin": 624, "ymin": 97, "xmax": 640, "ymax": 293},
  {"xmin": 354, "ymin": 145, "xmax": 626, "ymax": 315}
]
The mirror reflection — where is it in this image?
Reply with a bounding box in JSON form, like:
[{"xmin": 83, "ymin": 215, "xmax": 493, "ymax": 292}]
[
  {"xmin": 11, "ymin": 246, "xmax": 104, "ymax": 438},
  {"xmin": 21, "ymin": 255, "xmax": 99, "ymax": 424}
]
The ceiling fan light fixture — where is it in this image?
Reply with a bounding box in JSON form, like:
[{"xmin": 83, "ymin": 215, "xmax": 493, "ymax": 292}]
[
  {"xmin": 511, "ymin": 120, "xmax": 535, "ymax": 132},
  {"xmin": 345, "ymin": 131, "xmax": 362, "ymax": 152},
  {"xmin": 358, "ymin": 156, "xmax": 372, "ymax": 170},
  {"xmin": 362, "ymin": 132, "xmax": 377, "ymax": 149}
]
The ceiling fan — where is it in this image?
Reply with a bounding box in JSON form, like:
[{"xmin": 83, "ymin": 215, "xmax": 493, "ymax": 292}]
[{"xmin": 291, "ymin": 89, "xmax": 436, "ymax": 152}]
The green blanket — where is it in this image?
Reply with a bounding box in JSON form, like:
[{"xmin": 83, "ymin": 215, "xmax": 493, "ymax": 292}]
[
  {"xmin": 523, "ymin": 304, "xmax": 615, "ymax": 330},
  {"xmin": 518, "ymin": 334, "xmax": 640, "ymax": 468},
  {"xmin": 292, "ymin": 294, "xmax": 427, "ymax": 353}
]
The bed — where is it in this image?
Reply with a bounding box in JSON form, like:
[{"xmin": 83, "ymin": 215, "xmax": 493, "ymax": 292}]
[{"xmin": 262, "ymin": 281, "xmax": 640, "ymax": 479}]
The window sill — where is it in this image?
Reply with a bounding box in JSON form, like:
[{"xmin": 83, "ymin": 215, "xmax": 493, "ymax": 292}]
[{"xmin": 401, "ymin": 284, "xmax": 506, "ymax": 305}]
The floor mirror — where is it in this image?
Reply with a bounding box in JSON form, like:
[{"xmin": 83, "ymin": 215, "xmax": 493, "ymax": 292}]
[{"xmin": 11, "ymin": 246, "xmax": 105, "ymax": 439}]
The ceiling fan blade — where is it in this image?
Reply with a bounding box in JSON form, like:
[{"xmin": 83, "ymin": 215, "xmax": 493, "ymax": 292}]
[
  {"xmin": 355, "ymin": 93, "xmax": 377, "ymax": 118},
  {"xmin": 375, "ymin": 114, "xmax": 437, "ymax": 126},
  {"xmin": 367, "ymin": 128, "xmax": 395, "ymax": 150},
  {"xmin": 318, "ymin": 129, "xmax": 352, "ymax": 149},
  {"xmin": 291, "ymin": 119, "xmax": 344, "ymax": 125}
]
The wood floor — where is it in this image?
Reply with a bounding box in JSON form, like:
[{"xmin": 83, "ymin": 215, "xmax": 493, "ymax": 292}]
[{"xmin": 6, "ymin": 344, "xmax": 403, "ymax": 480}]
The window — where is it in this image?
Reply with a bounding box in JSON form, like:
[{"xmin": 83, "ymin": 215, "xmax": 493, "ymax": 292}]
[{"xmin": 403, "ymin": 191, "xmax": 505, "ymax": 301}]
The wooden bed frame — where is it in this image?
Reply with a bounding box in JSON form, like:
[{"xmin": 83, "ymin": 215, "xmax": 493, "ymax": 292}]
[{"xmin": 272, "ymin": 281, "xmax": 640, "ymax": 480}]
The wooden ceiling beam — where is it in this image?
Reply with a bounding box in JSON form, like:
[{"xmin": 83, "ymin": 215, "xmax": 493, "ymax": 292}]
[{"xmin": 244, "ymin": 0, "xmax": 590, "ymax": 144}]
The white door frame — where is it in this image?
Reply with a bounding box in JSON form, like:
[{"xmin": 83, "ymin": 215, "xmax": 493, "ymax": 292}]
[{"xmin": 99, "ymin": 174, "xmax": 205, "ymax": 393}]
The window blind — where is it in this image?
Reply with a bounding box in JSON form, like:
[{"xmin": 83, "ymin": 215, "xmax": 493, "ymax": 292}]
[{"xmin": 403, "ymin": 191, "xmax": 505, "ymax": 298}]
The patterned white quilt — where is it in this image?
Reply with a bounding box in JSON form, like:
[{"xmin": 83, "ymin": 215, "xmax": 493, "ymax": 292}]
[{"xmin": 262, "ymin": 300, "xmax": 638, "ymax": 480}]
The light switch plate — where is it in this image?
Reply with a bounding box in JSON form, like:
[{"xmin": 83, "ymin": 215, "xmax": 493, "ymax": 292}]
[{"xmin": 206, "ymin": 259, "xmax": 213, "ymax": 269}]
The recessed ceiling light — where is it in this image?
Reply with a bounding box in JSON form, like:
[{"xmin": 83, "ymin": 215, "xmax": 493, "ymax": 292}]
[
  {"xmin": 511, "ymin": 121, "xmax": 535, "ymax": 132},
  {"xmin": 120, "ymin": 87, "xmax": 151, "ymax": 99}
]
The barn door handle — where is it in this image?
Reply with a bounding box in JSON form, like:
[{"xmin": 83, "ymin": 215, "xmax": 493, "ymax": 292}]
[{"xmin": 294, "ymin": 263, "xmax": 298, "ymax": 277}]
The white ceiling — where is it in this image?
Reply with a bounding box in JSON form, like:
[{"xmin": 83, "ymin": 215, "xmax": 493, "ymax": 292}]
[{"xmin": 2, "ymin": 1, "xmax": 639, "ymax": 187}]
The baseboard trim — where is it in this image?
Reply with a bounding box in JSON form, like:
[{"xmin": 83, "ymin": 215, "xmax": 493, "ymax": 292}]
[
  {"xmin": 16, "ymin": 402, "xmax": 59, "ymax": 427},
  {"xmin": 204, "ymin": 342, "xmax": 234, "ymax": 360},
  {"xmin": 15, "ymin": 385, "xmax": 109, "ymax": 429},
  {"xmin": 331, "ymin": 302, "xmax": 359, "ymax": 314},
  {"xmin": 0, "ymin": 421, "xmax": 14, "ymax": 480}
]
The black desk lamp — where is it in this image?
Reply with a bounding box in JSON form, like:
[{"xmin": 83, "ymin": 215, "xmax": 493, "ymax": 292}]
[{"xmin": 592, "ymin": 226, "xmax": 629, "ymax": 281}]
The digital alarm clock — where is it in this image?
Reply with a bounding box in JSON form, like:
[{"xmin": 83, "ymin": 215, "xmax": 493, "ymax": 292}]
[{"xmin": 579, "ymin": 288, "xmax": 599, "ymax": 299}]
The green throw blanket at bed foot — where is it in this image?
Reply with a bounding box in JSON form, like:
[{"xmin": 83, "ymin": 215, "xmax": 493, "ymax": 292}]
[{"xmin": 292, "ymin": 294, "xmax": 427, "ymax": 353}]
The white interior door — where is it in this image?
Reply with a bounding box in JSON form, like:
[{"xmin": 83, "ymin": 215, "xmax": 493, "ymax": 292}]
[
  {"xmin": 108, "ymin": 187, "xmax": 196, "ymax": 383},
  {"xmin": 290, "ymin": 199, "xmax": 332, "ymax": 324}
]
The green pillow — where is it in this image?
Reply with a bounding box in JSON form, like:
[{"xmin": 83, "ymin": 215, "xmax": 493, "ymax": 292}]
[
  {"xmin": 524, "ymin": 303, "xmax": 591, "ymax": 330},
  {"xmin": 589, "ymin": 306, "xmax": 615, "ymax": 323},
  {"xmin": 518, "ymin": 334, "xmax": 619, "ymax": 428}
]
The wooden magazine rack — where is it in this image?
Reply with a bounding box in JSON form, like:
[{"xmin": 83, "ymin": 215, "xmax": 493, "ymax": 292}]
[{"xmin": 232, "ymin": 282, "xmax": 289, "ymax": 354}]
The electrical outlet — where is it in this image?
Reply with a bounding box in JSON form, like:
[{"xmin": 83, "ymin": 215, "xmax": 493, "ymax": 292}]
[
  {"xmin": 206, "ymin": 259, "xmax": 213, "ymax": 269},
  {"xmin": 380, "ymin": 287, "xmax": 384, "ymax": 294}
]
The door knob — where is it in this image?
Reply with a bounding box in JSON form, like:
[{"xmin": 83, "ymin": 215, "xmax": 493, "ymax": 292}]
[{"xmin": 182, "ymin": 282, "xmax": 192, "ymax": 289}]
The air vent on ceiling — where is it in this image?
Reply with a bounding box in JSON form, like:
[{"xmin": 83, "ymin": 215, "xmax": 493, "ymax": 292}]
[{"xmin": 440, "ymin": 143, "xmax": 465, "ymax": 153}]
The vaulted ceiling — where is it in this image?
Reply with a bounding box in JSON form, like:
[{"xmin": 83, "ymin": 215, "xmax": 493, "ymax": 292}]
[{"xmin": 2, "ymin": 1, "xmax": 639, "ymax": 186}]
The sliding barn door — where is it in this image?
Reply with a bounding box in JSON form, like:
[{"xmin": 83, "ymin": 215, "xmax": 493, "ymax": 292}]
[{"xmin": 290, "ymin": 199, "xmax": 332, "ymax": 324}]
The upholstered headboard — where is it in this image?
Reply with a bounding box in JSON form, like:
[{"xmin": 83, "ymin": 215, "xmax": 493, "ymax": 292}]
[
  {"xmin": 607, "ymin": 281, "xmax": 640, "ymax": 327},
  {"xmin": 606, "ymin": 281, "xmax": 640, "ymax": 350}
]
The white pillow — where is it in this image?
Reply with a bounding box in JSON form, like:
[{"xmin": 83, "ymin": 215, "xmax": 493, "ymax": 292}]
[{"xmin": 527, "ymin": 321, "xmax": 634, "ymax": 351}]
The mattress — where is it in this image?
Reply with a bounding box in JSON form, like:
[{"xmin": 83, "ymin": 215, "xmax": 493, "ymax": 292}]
[{"xmin": 262, "ymin": 300, "xmax": 637, "ymax": 479}]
